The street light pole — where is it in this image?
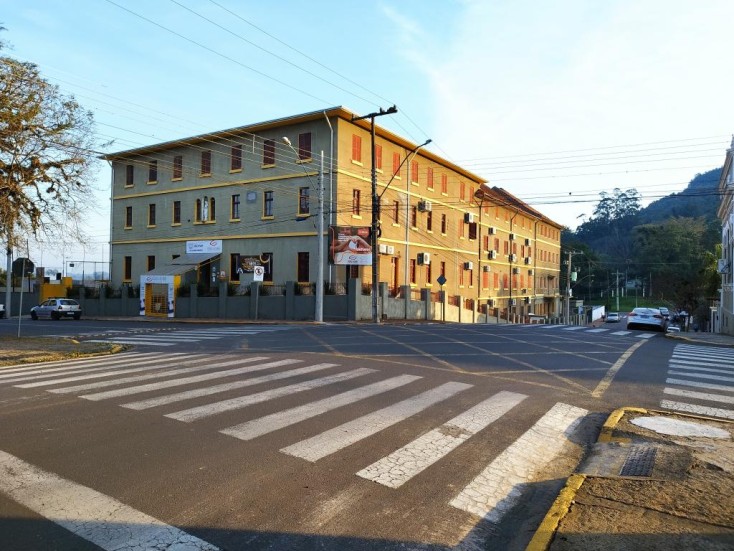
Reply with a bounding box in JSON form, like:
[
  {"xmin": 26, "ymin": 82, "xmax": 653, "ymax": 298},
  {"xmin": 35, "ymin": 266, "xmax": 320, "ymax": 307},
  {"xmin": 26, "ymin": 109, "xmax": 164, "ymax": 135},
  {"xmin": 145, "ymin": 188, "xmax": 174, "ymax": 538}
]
[{"xmin": 352, "ymin": 106, "xmax": 397, "ymax": 324}]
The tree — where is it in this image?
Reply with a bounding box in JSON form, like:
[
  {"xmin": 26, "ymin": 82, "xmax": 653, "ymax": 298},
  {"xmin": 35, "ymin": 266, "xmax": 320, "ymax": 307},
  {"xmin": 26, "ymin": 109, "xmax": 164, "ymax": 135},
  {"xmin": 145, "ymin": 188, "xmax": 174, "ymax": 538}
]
[{"xmin": 1, "ymin": 47, "xmax": 101, "ymax": 250}]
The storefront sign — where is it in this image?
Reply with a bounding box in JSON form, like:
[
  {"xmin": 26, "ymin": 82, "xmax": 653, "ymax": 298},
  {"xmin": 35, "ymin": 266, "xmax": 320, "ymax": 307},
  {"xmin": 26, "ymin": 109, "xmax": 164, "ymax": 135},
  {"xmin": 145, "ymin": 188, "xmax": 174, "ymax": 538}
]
[{"xmin": 186, "ymin": 240, "xmax": 222, "ymax": 254}]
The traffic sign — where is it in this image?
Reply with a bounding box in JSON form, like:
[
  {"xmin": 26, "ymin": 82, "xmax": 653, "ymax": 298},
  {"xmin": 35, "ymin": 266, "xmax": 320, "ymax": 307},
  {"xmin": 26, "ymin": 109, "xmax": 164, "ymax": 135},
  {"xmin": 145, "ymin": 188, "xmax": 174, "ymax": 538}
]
[{"xmin": 253, "ymin": 266, "xmax": 265, "ymax": 282}]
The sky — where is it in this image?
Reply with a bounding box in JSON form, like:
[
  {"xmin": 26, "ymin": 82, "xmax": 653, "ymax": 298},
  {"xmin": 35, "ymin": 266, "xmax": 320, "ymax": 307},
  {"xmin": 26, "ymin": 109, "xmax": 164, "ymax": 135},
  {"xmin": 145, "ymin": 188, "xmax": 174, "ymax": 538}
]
[{"xmin": 2, "ymin": 0, "xmax": 733, "ymax": 274}]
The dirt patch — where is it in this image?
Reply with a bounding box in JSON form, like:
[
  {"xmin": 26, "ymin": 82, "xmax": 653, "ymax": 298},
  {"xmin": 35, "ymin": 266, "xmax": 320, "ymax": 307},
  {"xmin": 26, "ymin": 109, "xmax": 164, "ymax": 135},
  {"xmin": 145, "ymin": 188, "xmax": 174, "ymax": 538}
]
[{"xmin": 0, "ymin": 336, "xmax": 126, "ymax": 367}]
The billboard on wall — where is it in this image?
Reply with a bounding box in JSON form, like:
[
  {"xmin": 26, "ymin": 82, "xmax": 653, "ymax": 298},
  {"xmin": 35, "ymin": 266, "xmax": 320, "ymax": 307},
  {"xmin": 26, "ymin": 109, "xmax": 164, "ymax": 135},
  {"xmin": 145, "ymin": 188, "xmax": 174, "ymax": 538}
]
[
  {"xmin": 186, "ymin": 240, "xmax": 222, "ymax": 254},
  {"xmin": 328, "ymin": 226, "xmax": 372, "ymax": 266}
]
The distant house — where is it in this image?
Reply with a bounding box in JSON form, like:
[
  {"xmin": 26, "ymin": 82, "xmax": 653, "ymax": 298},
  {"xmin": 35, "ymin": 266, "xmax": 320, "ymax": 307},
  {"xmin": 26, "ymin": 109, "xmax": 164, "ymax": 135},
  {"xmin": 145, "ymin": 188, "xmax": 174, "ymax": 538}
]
[
  {"xmin": 717, "ymin": 136, "xmax": 734, "ymax": 335},
  {"xmin": 104, "ymin": 106, "xmax": 563, "ymax": 320}
]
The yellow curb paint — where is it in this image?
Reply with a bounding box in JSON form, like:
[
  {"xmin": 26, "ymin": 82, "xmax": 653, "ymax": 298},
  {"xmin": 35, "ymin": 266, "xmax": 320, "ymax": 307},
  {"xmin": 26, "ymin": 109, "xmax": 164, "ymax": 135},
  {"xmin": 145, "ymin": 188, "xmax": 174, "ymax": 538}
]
[
  {"xmin": 525, "ymin": 474, "xmax": 587, "ymax": 551},
  {"xmin": 598, "ymin": 406, "xmax": 648, "ymax": 442}
]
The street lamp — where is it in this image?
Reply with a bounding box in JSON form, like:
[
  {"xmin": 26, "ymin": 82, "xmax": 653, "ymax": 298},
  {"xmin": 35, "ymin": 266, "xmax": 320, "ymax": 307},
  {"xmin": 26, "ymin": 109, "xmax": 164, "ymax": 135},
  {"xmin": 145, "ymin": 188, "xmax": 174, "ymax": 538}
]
[{"xmin": 282, "ymin": 137, "xmax": 324, "ymax": 323}]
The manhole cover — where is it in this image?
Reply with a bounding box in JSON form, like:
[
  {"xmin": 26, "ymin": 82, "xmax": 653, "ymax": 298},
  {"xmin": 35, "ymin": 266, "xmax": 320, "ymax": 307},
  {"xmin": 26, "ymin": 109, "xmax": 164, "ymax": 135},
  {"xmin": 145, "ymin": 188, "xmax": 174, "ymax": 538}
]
[{"xmin": 619, "ymin": 445, "xmax": 657, "ymax": 477}]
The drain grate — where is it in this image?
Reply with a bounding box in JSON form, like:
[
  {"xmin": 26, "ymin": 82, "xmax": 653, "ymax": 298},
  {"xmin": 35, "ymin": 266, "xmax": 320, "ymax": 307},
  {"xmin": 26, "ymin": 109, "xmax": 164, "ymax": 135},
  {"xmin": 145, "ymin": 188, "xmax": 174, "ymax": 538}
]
[{"xmin": 619, "ymin": 445, "xmax": 657, "ymax": 477}]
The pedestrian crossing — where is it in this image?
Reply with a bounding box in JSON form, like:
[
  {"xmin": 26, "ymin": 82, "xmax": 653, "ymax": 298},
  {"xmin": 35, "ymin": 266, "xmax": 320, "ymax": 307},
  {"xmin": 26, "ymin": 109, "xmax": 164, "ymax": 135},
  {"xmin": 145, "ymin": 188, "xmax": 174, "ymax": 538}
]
[
  {"xmin": 0, "ymin": 351, "xmax": 588, "ymax": 526},
  {"xmin": 660, "ymin": 344, "xmax": 734, "ymax": 420},
  {"xmin": 77, "ymin": 325, "xmax": 293, "ymax": 347},
  {"xmin": 524, "ymin": 323, "xmax": 658, "ymax": 339}
]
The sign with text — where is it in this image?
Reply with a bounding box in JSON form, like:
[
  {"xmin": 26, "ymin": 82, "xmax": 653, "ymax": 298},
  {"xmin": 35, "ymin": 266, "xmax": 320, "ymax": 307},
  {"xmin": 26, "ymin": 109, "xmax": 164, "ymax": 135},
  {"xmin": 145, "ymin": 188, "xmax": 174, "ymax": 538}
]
[
  {"xmin": 186, "ymin": 240, "xmax": 222, "ymax": 254},
  {"xmin": 328, "ymin": 226, "xmax": 372, "ymax": 266}
]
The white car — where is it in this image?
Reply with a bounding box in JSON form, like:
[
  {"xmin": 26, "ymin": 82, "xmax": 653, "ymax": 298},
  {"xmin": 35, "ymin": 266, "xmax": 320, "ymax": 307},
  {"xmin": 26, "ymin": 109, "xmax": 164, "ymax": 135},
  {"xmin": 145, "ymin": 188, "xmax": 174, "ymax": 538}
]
[
  {"xmin": 626, "ymin": 307, "xmax": 667, "ymax": 332},
  {"xmin": 30, "ymin": 298, "xmax": 82, "ymax": 320},
  {"xmin": 606, "ymin": 312, "xmax": 620, "ymax": 322}
]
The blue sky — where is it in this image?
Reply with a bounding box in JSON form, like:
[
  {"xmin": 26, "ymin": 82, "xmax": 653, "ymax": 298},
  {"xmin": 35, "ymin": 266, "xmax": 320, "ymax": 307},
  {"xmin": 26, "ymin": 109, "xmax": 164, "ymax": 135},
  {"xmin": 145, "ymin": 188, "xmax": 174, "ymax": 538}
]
[{"xmin": 3, "ymin": 0, "xmax": 733, "ymax": 272}]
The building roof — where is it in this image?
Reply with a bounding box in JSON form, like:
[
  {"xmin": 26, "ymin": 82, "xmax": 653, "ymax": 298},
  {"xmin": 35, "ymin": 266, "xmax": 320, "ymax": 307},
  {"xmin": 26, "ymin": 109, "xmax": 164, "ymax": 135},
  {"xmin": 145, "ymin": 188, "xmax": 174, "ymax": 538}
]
[
  {"xmin": 102, "ymin": 106, "xmax": 487, "ymax": 184},
  {"xmin": 477, "ymin": 185, "xmax": 563, "ymax": 229},
  {"xmin": 142, "ymin": 252, "xmax": 221, "ymax": 277}
]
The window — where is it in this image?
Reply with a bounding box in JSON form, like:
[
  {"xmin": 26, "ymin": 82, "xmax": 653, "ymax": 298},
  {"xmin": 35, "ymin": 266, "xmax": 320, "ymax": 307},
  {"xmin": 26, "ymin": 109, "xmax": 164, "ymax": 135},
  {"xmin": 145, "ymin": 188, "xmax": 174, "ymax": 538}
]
[
  {"xmin": 263, "ymin": 191, "xmax": 273, "ymax": 217},
  {"xmin": 201, "ymin": 150, "xmax": 211, "ymax": 175},
  {"xmin": 460, "ymin": 182, "xmax": 466, "ymax": 201},
  {"xmin": 231, "ymin": 145, "xmax": 242, "ymax": 171},
  {"xmin": 459, "ymin": 268, "xmax": 464, "ymax": 287},
  {"xmin": 441, "ymin": 214, "xmax": 447, "ymax": 234},
  {"xmin": 441, "ymin": 174, "xmax": 448, "ymax": 194},
  {"xmin": 148, "ymin": 204, "xmax": 156, "ymax": 226},
  {"xmin": 411, "ymin": 206, "xmax": 417, "ymax": 228},
  {"xmin": 352, "ymin": 134, "xmax": 362, "ymax": 163},
  {"xmin": 298, "ymin": 132, "xmax": 311, "ymax": 161},
  {"xmin": 375, "ymin": 144, "xmax": 383, "ymax": 170},
  {"xmin": 148, "ymin": 160, "xmax": 157, "ymax": 183},
  {"xmin": 483, "ymin": 235, "xmax": 490, "ymax": 251},
  {"xmin": 352, "ymin": 189, "xmax": 361, "ymax": 216},
  {"xmin": 263, "ymin": 139, "xmax": 275, "ymax": 166},
  {"xmin": 426, "ymin": 210, "xmax": 433, "ymax": 232},
  {"xmin": 173, "ymin": 201, "xmax": 181, "ymax": 225},
  {"xmin": 195, "ymin": 199, "xmax": 202, "ymax": 222},
  {"xmin": 125, "ymin": 206, "xmax": 133, "ymax": 228},
  {"xmin": 147, "ymin": 255, "xmax": 155, "ymax": 271},
  {"xmin": 231, "ymin": 194, "xmax": 241, "ymax": 220},
  {"xmin": 411, "ymin": 160, "xmax": 418, "ymax": 183},
  {"xmin": 262, "ymin": 252, "xmax": 273, "ymax": 282},
  {"xmin": 468, "ymin": 269, "xmax": 474, "ymax": 287},
  {"xmin": 392, "ymin": 152, "xmax": 400, "ymax": 176},
  {"xmin": 468, "ymin": 222, "xmax": 477, "ymax": 240},
  {"xmin": 440, "ymin": 261, "xmax": 446, "ymax": 279},
  {"xmin": 123, "ymin": 256, "xmax": 132, "ymax": 281},
  {"xmin": 297, "ymin": 252, "xmax": 309, "ymax": 282},
  {"xmin": 427, "ymin": 167, "xmax": 434, "ymax": 190},
  {"xmin": 392, "ymin": 201, "xmax": 400, "ymax": 224},
  {"xmin": 298, "ymin": 187, "xmax": 310, "ymax": 215},
  {"xmin": 230, "ymin": 253, "xmax": 240, "ymax": 281},
  {"xmin": 195, "ymin": 197, "xmax": 215, "ymax": 222},
  {"xmin": 482, "ymin": 269, "xmax": 489, "ymax": 289},
  {"xmin": 173, "ymin": 155, "xmax": 183, "ymax": 180},
  {"xmin": 125, "ymin": 164, "xmax": 134, "ymax": 187},
  {"xmin": 494, "ymin": 273, "xmax": 499, "ymax": 288},
  {"xmin": 410, "ymin": 259, "xmax": 416, "ymax": 284},
  {"xmin": 426, "ymin": 262, "xmax": 432, "ymax": 284},
  {"xmin": 494, "ymin": 237, "xmax": 500, "ymax": 251}
]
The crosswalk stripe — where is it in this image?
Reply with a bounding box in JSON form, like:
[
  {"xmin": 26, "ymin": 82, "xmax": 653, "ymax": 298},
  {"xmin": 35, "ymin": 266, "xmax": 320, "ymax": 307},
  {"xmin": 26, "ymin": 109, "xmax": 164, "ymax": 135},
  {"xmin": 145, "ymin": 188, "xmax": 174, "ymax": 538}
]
[
  {"xmin": 87, "ymin": 338, "xmax": 176, "ymax": 347},
  {"xmin": 450, "ymin": 402, "xmax": 587, "ymax": 523},
  {"xmin": 669, "ymin": 364, "xmax": 734, "ymax": 376},
  {"xmin": 220, "ymin": 374, "xmax": 423, "ymax": 441},
  {"xmin": 0, "ymin": 352, "xmax": 162, "ymax": 375},
  {"xmin": 4, "ymin": 355, "xmax": 189, "ymax": 386},
  {"xmin": 166, "ymin": 368, "xmax": 377, "ymax": 423},
  {"xmin": 280, "ymin": 381, "xmax": 473, "ymax": 462},
  {"xmin": 0, "ymin": 450, "xmax": 220, "ymax": 551},
  {"xmin": 561, "ymin": 326, "xmax": 586, "ymax": 331},
  {"xmin": 663, "ymin": 387, "xmax": 734, "ymax": 405},
  {"xmin": 611, "ymin": 331, "xmax": 632, "ymax": 335},
  {"xmin": 45, "ymin": 357, "xmax": 268, "ymax": 395},
  {"xmin": 670, "ymin": 358, "xmax": 734, "ymax": 370},
  {"xmin": 636, "ymin": 333, "xmax": 657, "ymax": 339},
  {"xmin": 14, "ymin": 355, "xmax": 236, "ymax": 390},
  {"xmin": 80, "ymin": 359, "xmax": 303, "ymax": 401},
  {"xmin": 666, "ymin": 377, "xmax": 734, "ymax": 392},
  {"xmin": 122, "ymin": 363, "xmax": 340, "ymax": 410},
  {"xmin": 585, "ymin": 329, "xmax": 608, "ymax": 333},
  {"xmin": 660, "ymin": 400, "xmax": 734, "ymax": 420},
  {"xmin": 668, "ymin": 370, "xmax": 734, "ymax": 384},
  {"xmin": 356, "ymin": 391, "xmax": 527, "ymax": 488}
]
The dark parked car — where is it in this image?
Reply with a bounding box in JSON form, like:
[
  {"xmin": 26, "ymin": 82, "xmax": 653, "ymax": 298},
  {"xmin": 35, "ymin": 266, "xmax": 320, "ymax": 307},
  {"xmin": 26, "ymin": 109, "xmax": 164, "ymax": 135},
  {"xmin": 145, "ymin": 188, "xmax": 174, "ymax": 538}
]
[
  {"xmin": 30, "ymin": 298, "xmax": 82, "ymax": 320},
  {"xmin": 626, "ymin": 307, "xmax": 667, "ymax": 332}
]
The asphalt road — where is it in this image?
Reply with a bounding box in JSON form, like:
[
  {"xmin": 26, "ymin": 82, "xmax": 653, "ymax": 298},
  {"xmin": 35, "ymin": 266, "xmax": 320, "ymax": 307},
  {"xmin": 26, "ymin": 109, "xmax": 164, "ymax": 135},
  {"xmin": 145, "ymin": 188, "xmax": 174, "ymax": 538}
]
[{"xmin": 0, "ymin": 319, "xmax": 697, "ymax": 550}]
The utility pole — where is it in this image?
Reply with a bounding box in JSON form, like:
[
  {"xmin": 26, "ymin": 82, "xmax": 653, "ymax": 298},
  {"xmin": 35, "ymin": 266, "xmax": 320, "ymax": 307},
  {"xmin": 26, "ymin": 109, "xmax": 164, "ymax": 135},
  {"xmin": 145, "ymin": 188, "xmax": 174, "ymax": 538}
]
[
  {"xmin": 315, "ymin": 151, "xmax": 324, "ymax": 323},
  {"xmin": 352, "ymin": 105, "xmax": 398, "ymax": 324},
  {"xmin": 612, "ymin": 270, "xmax": 623, "ymax": 312},
  {"xmin": 564, "ymin": 250, "xmax": 579, "ymax": 324}
]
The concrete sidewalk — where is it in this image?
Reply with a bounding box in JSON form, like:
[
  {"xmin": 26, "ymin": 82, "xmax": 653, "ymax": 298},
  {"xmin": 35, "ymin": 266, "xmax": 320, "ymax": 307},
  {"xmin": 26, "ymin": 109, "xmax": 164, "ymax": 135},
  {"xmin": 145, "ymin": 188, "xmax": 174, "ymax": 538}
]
[{"xmin": 528, "ymin": 330, "xmax": 734, "ymax": 551}]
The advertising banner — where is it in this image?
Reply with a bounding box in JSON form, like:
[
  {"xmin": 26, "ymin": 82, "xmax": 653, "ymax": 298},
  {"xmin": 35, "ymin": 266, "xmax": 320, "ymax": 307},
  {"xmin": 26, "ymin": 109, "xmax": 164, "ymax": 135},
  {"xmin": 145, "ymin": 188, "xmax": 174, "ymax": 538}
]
[
  {"xmin": 329, "ymin": 226, "xmax": 372, "ymax": 266},
  {"xmin": 186, "ymin": 240, "xmax": 222, "ymax": 254}
]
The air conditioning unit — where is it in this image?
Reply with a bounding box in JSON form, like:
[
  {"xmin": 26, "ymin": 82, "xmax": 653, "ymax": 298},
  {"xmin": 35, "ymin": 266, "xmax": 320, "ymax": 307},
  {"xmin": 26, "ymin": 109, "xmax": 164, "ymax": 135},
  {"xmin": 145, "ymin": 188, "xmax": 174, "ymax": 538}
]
[
  {"xmin": 488, "ymin": 299, "xmax": 496, "ymax": 307},
  {"xmin": 387, "ymin": 245, "xmax": 395, "ymax": 255},
  {"xmin": 509, "ymin": 254, "xmax": 517, "ymax": 262},
  {"xmin": 464, "ymin": 261, "xmax": 474, "ymax": 270},
  {"xmin": 524, "ymin": 238, "xmax": 531, "ymax": 246},
  {"xmin": 525, "ymin": 257, "xmax": 532, "ymax": 265},
  {"xmin": 509, "ymin": 298, "xmax": 517, "ymax": 306},
  {"xmin": 509, "ymin": 233, "xmax": 516, "ymax": 240},
  {"xmin": 488, "ymin": 250, "xmax": 497, "ymax": 260},
  {"xmin": 378, "ymin": 244, "xmax": 388, "ymax": 254},
  {"xmin": 417, "ymin": 252, "xmax": 431, "ymax": 265},
  {"xmin": 488, "ymin": 226, "xmax": 496, "ymax": 235},
  {"xmin": 418, "ymin": 200, "xmax": 432, "ymax": 212},
  {"xmin": 528, "ymin": 269, "xmax": 534, "ymax": 275},
  {"xmin": 464, "ymin": 213, "xmax": 475, "ymax": 224},
  {"xmin": 482, "ymin": 265, "xmax": 490, "ymax": 273},
  {"xmin": 513, "ymin": 267, "xmax": 520, "ymax": 274},
  {"xmin": 524, "ymin": 297, "xmax": 530, "ymax": 304}
]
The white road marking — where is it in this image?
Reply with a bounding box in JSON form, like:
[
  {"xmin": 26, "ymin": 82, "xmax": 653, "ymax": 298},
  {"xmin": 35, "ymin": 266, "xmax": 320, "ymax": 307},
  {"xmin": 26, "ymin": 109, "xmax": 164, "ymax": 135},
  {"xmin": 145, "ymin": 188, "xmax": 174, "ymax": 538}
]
[
  {"xmin": 0, "ymin": 449, "xmax": 219, "ymax": 551},
  {"xmin": 668, "ymin": 363, "xmax": 734, "ymax": 375},
  {"xmin": 41, "ymin": 357, "xmax": 261, "ymax": 394},
  {"xmin": 9, "ymin": 355, "xmax": 194, "ymax": 387},
  {"xmin": 450, "ymin": 402, "xmax": 588, "ymax": 523},
  {"xmin": 670, "ymin": 358, "xmax": 734, "ymax": 370},
  {"xmin": 221, "ymin": 374, "xmax": 422, "ymax": 441},
  {"xmin": 585, "ymin": 328, "xmax": 608, "ymax": 333},
  {"xmin": 660, "ymin": 400, "xmax": 734, "ymax": 420},
  {"xmin": 356, "ymin": 391, "xmax": 527, "ymax": 488},
  {"xmin": 166, "ymin": 368, "xmax": 376, "ymax": 422},
  {"xmin": 610, "ymin": 331, "xmax": 632, "ymax": 335},
  {"xmin": 663, "ymin": 387, "xmax": 734, "ymax": 405},
  {"xmin": 668, "ymin": 370, "xmax": 734, "ymax": 383},
  {"xmin": 0, "ymin": 352, "xmax": 162, "ymax": 375},
  {"xmin": 80, "ymin": 359, "xmax": 301, "ymax": 401},
  {"xmin": 592, "ymin": 340, "xmax": 647, "ymax": 398},
  {"xmin": 86, "ymin": 338, "xmax": 176, "ymax": 346},
  {"xmin": 122, "ymin": 363, "xmax": 339, "ymax": 410},
  {"xmin": 636, "ymin": 333, "xmax": 657, "ymax": 339},
  {"xmin": 280, "ymin": 382, "xmax": 473, "ymax": 462},
  {"xmin": 561, "ymin": 326, "xmax": 586, "ymax": 331},
  {"xmin": 666, "ymin": 377, "xmax": 734, "ymax": 392}
]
